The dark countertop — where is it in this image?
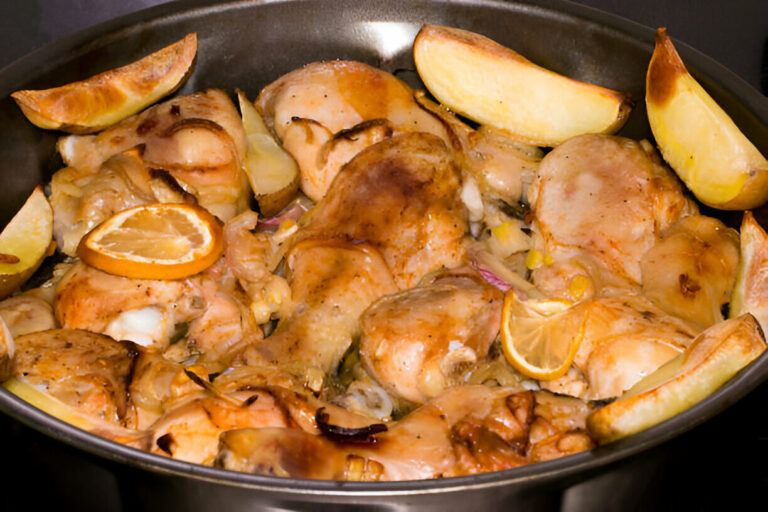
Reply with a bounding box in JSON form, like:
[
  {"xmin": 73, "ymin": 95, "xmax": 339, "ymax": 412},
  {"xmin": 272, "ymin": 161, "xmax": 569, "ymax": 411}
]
[{"xmin": 0, "ymin": 1, "xmax": 766, "ymax": 510}]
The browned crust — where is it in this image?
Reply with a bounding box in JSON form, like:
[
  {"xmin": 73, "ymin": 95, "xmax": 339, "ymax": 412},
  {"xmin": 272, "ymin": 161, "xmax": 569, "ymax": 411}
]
[
  {"xmin": 646, "ymin": 28, "xmax": 688, "ymax": 107},
  {"xmin": 11, "ymin": 33, "xmax": 197, "ymax": 133},
  {"xmin": 415, "ymin": 24, "xmax": 531, "ymax": 66}
]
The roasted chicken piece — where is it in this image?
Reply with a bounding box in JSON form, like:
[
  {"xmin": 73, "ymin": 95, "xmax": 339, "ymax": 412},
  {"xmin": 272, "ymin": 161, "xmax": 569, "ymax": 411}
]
[
  {"xmin": 12, "ymin": 329, "xmax": 137, "ymax": 424},
  {"xmin": 256, "ymin": 239, "xmax": 397, "ymax": 389},
  {"xmin": 640, "ymin": 215, "xmax": 739, "ymax": 330},
  {"xmin": 215, "ymin": 386, "xmax": 594, "ymax": 480},
  {"xmin": 147, "ymin": 371, "xmax": 378, "ymax": 465},
  {"xmin": 360, "ymin": 267, "xmax": 503, "ymax": 404},
  {"xmin": 148, "ymin": 389, "xmax": 295, "ymax": 465},
  {"xmin": 51, "ymin": 89, "xmax": 249, "ymax": 255},
  {"xmin": 0, "ymin": 292, "xmax": 56, "ymax": 338},
  {"xmin": 55, "ymin": 261, "xmax": 200, "ymax": 349},
  {"xmin": 255, "ymin": 60, "xmax": 447, "ymax": 201},
  {"xmin": 541, "ymin": 293, "xmax": 697, "ymax": 400},
  {"xmin": 54, "ymin": 261, "xmax": 261, "ymax": 369},
  {"xmin": 296, "ymin": 133, "xmax": 467, "ymax": 289},
  {"xmin": 528, "ymin": 134, "xmax": 697, "ymax": 298}
]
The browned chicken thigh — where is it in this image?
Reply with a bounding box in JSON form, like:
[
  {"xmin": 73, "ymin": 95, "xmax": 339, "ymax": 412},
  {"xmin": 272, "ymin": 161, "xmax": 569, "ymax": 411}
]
[
  {"xmin": 360, "ymin": 267, "xmax": 503, "ymax": 403},
  {"xmin": 297, "ymin": 132, "xmax": 468, "ymax": 289}
]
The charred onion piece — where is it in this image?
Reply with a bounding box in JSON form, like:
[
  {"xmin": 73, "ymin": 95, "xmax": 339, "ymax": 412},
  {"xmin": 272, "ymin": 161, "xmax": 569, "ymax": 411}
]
[
  {"xmin": 162, "ymin": 117, "xmax": 226, "ymax": 137},
  {"xmin": 182, "ymin": 369, "xmax": 242, "ymax": 407},
  {"xmin": 149, "ymin": 168, "xmax": 198, "ymax": 204},
  {"xmin": 315, "ymin": 407, "xmax": 387, "ymax": 444}
]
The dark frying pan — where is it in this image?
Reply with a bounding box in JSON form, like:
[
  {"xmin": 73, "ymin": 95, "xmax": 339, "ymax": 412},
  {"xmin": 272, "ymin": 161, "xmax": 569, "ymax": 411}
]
[{"xmin": 1, "ymin": 1, "xmax": 767, "ymax": 510}]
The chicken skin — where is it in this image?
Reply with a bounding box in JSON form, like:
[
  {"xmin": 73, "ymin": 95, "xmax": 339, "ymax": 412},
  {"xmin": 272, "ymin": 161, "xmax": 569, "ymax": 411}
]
[
  {"xmin": 51, "ymin": 89, "xmax": 249, "ymax": 255},
  {"xmin": 528, "ymin": 134, "xmax": 697, "ymax": 298},
  {"xmin": 297, "ymin": 132, "xmax": 468, "ymax": 289},
  {"xmin": 360, "ymin": 267, "xmax": 503, "ymax": 403},
  {"xmin": 255, "ymin": 60, "xmax": 447, "ymax": 201}
]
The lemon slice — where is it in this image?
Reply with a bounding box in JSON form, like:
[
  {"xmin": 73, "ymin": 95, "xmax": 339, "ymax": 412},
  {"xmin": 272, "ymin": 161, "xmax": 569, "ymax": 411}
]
[
  {"xmin": 77, "ymin": 203, "xmax": 223, "ymax": 280},
  {"xmin": 500, "ymin": 290, "xmax": 586, "ymax": 380}
]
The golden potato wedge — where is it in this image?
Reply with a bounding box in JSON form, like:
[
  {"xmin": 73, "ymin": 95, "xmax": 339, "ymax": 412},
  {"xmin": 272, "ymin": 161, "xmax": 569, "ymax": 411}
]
[
  {"xmin": 730, "ymin": 211, "xmax": 768, "ymax": 331},
  {"xmin": 0, "ymin": 186, "xmax": 54, "ymax": 300},
  {"xmin": 413, "ymin": 25, "xmax": 632, "ymax": 146},
  {"xmin": 237, "ymin": 90, "xmax": 300, "ymax": 217},
  {"xmin": 11, "ymin": 33, "xmax": 197, "ymax": 134},
  {"xmin": 646, "ymin": 28, "xmax": 768, "ymax": 210},
  {"xmin": 587, "ymin": 314, "xmax": 766, "ymax": 444}
]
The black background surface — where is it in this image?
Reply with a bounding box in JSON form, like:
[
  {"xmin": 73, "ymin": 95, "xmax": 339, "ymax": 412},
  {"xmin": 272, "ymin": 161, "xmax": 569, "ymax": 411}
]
[{"xmin": 0, "ymin": 1, "xmax": 766, "ymax": 510}]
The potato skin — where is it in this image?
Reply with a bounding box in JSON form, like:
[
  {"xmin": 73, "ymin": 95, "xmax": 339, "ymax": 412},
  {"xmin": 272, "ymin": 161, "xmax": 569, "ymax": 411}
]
[{"xmin": 255, "ymin": 169, "xmax": 300, "ymax": 218}]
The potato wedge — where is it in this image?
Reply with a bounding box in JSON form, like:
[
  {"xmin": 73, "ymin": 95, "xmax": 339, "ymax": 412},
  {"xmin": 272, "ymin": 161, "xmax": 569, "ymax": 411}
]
[
  {"xmin": 0, "ymin": 186, "xmax": 54, "ymax": 300},
  {"xmin": 237, "ymin": 90, "xmax": 300, "ymax": 217},
  {"xmin": 730, "ymin": 211, "xmax": 768, "ymax": 331},
  {"xmin": 646, "ymin": 28, "xmax": 768, "ymax": 209},
  {"xmin": 587, "ymin": 314, "xmax": 766, "ymax": 444},
  {"xmin": 413, "ymin": 25, "xmax": 631, "ymax": 146},
  {"xmin": 11, "ymin": 33, "xmax": 197, "ymax": 134},
  {"xmin": 0, "ymin": 316, "xmax": 13, "ymax": 381}
]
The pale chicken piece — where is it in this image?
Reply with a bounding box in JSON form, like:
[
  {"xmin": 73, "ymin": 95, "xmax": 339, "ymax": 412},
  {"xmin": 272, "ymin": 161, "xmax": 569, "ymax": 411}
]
[
  {"xmin": 180, "ymin": 275, "xmax": 263, "ymax": 370},
  {"xmin": 256, "ymin": 239, "xmax": 398, "ymax": 389},
  {"xmin": 360, "ymin": 267, "xmax": 503, "ymax": 404},
  {"xmin": 126, "ymin": 351, "xmax": 202, "ymax": 429},
  {"xmin": 13, "ymin": 328, "xmax": 136, "ymax": 424},
  {"xmin": 51, "ymin": 149, "xmax": 157, "ymax": 255},
  {"xmin": 54, "ymin": 261, "xmax": 260, "ymax": 369},
  {"xmin": 221, "ymin": 210, "xmax": 295, "ymax": 323},
  {"xmin": 215, "ymin": 386, "xmax": 594, "ymax": 480},
  {"xmin": 296, "ymin": 133, "xmax": 468, "ymax": 289},
  {"xmin": 528, "ymin": 134, "xmax": 697, "ymax": 295},
  {"xmin": 55, "ymin": 261, "xmax": 202, "ymax": 350},
  {"xmin": 0, "ymin": 293, "xmax": 56, "ymax": 337},
  {"xmin": 541, "ymin": 293, "xmax": 697, "ymax": 400},
  {"xmin": 255, "ymin": 60, "xmax": 448, "ymax": 201},
  {"xmin": 127, "ymin": 353, "xmax": 301, "ymax": 431},
  {"xmin": 52, "ymin": 89, "xmax": 249, "ymax": 254},
  {"xmin": 641, "ymin": 215, "xmax": 739, "ymax": 330}
]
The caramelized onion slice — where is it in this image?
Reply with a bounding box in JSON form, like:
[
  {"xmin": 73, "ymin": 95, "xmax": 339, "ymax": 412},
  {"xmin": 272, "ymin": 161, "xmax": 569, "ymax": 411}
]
[{"xmin": 315, "ymin": 407, "xmax": 387, "ymax": 444}]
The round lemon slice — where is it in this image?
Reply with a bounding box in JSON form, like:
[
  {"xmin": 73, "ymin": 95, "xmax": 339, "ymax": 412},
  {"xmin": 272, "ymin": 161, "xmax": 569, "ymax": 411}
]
[
  {"xmin": 500, "ymin": 290, "xmax": 586, "ymax": 380},
  {"xmin": 77, "ymin": 203, "xmax": 223, "ymax": 280}
]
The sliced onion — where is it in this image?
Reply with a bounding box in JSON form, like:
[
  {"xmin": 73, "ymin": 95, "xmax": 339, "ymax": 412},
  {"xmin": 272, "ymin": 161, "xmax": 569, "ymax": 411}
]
[{"xmin": 315, "ymin": 407, "xmax": 387, "ymax": 444}]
